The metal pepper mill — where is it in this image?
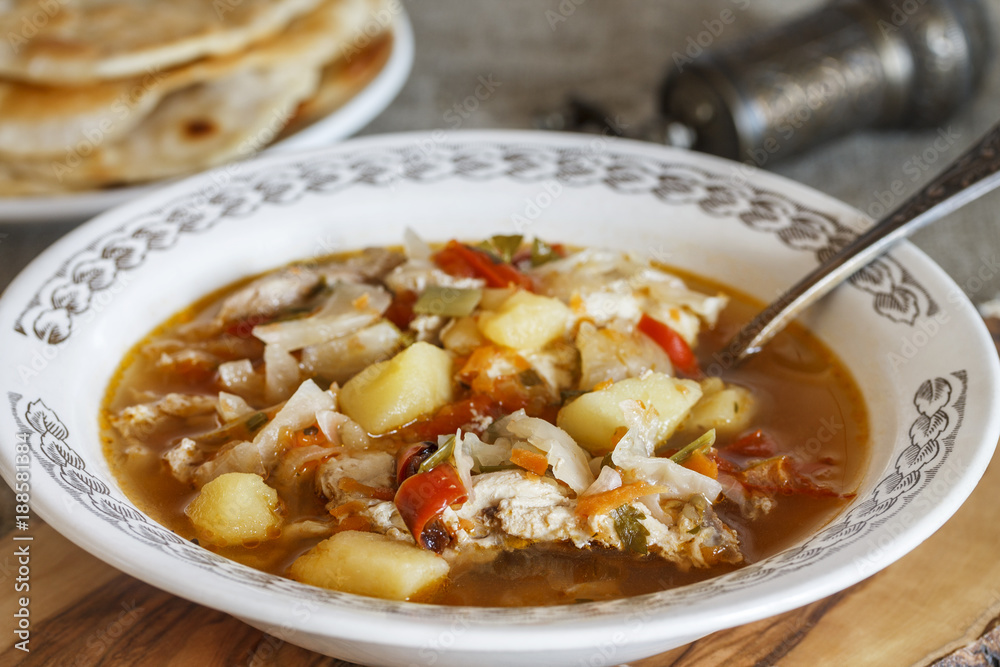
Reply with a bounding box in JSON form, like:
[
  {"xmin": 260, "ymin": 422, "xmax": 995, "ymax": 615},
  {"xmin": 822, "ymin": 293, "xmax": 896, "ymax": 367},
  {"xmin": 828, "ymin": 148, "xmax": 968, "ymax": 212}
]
[{"xmin": 658, "ymin": 0, "xmax": 994, "ymax": 163}]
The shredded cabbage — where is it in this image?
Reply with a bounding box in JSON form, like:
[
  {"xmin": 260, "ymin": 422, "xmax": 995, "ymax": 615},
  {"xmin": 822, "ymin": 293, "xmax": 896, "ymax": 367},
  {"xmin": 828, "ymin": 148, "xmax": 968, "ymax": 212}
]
[
  {"xmin": 472, "ymin": 434, "xmax": 514, "ymax": 469},
  {"xmin": 263, "ymin": 343, "xmax": 300, "ymax": 404},
  {"xmin": 253, "ymin": 282, "xmax": 390, "ymax": 349},
  {"xmin": 217, "ymin": 392, "xmax": 254, "ymax": 422},
  {"xmin": 576, "ymin": 321, "xmax": 673, "ymax": 389},
  {"xmin": 253, "ymin": 379, "xmax": 336, "ymax": 469},
  {"xmin": 611, "ymin": 399, "xmax": 722, "ymax": 502},
  {"xmin": 404, "ymin": 227, "xmax": 433, "ymax": 260},
  {"xmin": 503, "ymin": 412, "xmax": 595, "ymax": 494},
  {"xmin": 316, "ymin": 409, "xmax": 348, "ymax": 446},
  {"xmin": 300, "ymin": 320, "xmax": 402, "ymax": 384},
  {"xmin": 581, "ymin": 466, "xmax": 623, "ymax": 497},
  {"xmin": 530, "ymin": 249, "xmax": 728, "ymax": 341},
  {"xmin": 453, "ymin": 431, "xmax": 478, "ymax": 501}
]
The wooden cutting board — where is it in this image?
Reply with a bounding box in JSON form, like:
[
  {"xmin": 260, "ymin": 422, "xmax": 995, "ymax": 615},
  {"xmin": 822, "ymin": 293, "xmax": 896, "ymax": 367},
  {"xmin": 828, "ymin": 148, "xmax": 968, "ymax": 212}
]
[{"xmin": 3, "ymin": 443, "xmax": 1000, "ymax": 667}]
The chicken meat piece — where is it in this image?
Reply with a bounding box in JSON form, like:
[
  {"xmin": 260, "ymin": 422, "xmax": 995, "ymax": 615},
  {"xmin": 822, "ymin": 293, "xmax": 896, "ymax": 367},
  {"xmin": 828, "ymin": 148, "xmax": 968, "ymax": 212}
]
[
  {"xmin": 315, "ymin": 247, "xmax": 406, "ymax": 284},
  {"xmin": 316, "ymin": 451, "xmax": 413, "ymax": 541},
  {"xmin": 216, "ymin": 266, "xmax": 322, "ymax": 325},
  {"xmin": 447, "ymin": 470, "xmax": 590, "ymax": 549},
  {"xmin": 384, "ymin": 258, "xmax": 485, "ymax": 294},
  {"xmin": 110, "ymin": 393, "xmax": 218, "ymax": 443},
  {"xmin": 317, "ymin": 450, "xmax": 396, "ymax": 506},
  {"xmin": 444, "ymin": 469, "xmax": 743, "ymax": 570}
]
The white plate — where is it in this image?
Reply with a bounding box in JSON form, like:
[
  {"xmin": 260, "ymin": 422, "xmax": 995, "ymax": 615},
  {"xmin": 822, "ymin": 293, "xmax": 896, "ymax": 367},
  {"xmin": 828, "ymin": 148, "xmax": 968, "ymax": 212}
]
[
  {"xmin": 0, "ymin": 10, "xmax": 414, "ymax": 225},
  {"xmin": 1, "ymin": 131, "xmax": 997, "ymax": 666}
]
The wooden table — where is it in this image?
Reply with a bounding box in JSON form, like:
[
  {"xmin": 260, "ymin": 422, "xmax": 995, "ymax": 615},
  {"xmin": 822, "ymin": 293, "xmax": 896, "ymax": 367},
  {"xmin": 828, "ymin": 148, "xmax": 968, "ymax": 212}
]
[{"xmin": 3, "ymin": 444, "xmax": 1000, "ymax": 667}]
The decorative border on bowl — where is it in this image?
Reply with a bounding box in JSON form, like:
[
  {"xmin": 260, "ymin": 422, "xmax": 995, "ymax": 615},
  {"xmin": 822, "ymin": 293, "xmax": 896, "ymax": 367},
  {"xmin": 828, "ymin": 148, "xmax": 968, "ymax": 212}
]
[
  {"xmin": 7, "ymin": 370, "xmax": 965, "ymax": 621},
  {"xmin": 14, "ymin": 142, "xmax": 935, "ymax": 345}
]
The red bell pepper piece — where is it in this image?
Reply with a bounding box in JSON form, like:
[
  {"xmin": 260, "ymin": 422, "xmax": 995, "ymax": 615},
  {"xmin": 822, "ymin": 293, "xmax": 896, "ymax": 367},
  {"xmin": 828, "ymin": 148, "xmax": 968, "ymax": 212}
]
[
  {"xmin": 394, "ymin": 464, "xmax": 467, "ymax": 549},
  {"xmin": 725, "ymin": 429, "xmax": 778, "ymax": 458},
  {"xmin": 395, "ymin": 441, "xmax": 437, "ymax": 486},
  {"xmin": 384, "ymin": 289, "xmax": 418, "ymax": 329},
  {"xmin": 434, "ymin": 240, "xmax": 534, "ymax": 291},
  {"xmin": 736, "ymin": 455, "xmax": 851, "ymax": 499},
  {"xmin": 408, "ymin": 394, "xmax": 498, "ymax": 440},
  {"xmin": 638, "ymin": 313, "xmax": 702, "ymax": 378}
]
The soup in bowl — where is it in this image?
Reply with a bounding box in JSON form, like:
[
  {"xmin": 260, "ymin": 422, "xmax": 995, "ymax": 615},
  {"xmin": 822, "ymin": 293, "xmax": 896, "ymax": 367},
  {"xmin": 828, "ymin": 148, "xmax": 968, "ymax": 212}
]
[
  {"xmin": 100, "ymin": 233, "xmax": 869, "ymax": 606},
  {"xmin": 1, "ymin": 131, "xmax": 996, "ymax": 667}
]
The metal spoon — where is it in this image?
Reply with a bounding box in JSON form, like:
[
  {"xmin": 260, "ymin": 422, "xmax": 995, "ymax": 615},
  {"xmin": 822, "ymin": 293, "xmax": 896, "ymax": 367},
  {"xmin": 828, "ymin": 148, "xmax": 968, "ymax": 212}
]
[{"xmin": 724, "ymin": 121, "xmax": 1000, "ymax": 366}]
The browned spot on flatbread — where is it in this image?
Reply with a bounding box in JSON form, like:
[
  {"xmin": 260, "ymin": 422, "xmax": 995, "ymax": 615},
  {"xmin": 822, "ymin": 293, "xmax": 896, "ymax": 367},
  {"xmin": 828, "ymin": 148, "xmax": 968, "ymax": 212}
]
[{"xmin": 184, "ymin": 118, "xmax": 217, "ymax": 138}]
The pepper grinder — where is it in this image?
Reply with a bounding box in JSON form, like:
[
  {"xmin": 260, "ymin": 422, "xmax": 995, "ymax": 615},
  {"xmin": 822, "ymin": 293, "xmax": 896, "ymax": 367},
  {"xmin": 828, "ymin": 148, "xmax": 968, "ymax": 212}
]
[{"xmin": 658, "ymin": 0, "xmax": 994, "ymax": 163}]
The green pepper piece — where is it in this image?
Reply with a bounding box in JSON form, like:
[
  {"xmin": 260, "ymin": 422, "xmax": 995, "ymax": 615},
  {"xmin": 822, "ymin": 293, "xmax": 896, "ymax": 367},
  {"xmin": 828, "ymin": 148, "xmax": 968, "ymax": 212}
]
[
  {"xmin": 531, "ymin": 238, "xmax": 560, "ymax": 267},
  {"xmin": 418, "ymin": 435, "xmax": 457, "ymax": 473},
  {"xmin": 479, "ymin": 234, "xmax": 524, "ymax": 263},
  {"xmin": 413, "ymin": 286, "xmax": 483, "ymax": 317},
  {"xmin": 665, "ymin": 429, "xmax": 717, "ymax": 462}
]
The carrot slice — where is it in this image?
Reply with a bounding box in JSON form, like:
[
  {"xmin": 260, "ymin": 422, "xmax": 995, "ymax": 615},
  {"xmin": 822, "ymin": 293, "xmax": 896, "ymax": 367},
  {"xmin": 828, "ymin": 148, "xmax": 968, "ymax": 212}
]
[
  {"xmin": 510, "ymin": 448, "xmax": 549, "ymax": 476},
  {"xmin": 682, "ymin": 450, "xmax": 719, "ymax": 479},
  {"xmin": 336, "ymin": 515, "xmax": 373, "ymax": 533},
  {"xmin": 459, "ymin": 345, "xmax": 531, "ymax": 393},
  {"xmin": 575, "ymin": 481, "xmax": 666, "ymax": 517},
  {"xmin": 328, "ymin": 500, "xmax": 365, "ymax": 519}
]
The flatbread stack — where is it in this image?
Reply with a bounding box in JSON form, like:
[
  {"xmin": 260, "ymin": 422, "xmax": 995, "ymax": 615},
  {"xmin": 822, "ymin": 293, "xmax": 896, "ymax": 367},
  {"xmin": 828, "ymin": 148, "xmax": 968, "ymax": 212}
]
[{"xmin": 0, "ymin": 0, "xmax": 395, "ymax": 196}]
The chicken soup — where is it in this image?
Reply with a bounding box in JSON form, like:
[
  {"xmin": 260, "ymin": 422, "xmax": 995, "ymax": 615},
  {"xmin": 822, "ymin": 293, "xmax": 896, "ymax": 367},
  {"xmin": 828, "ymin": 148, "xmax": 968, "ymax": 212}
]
[{"xmin": 101, "ymin": 233, "xmax": 867, "ymax": 606}]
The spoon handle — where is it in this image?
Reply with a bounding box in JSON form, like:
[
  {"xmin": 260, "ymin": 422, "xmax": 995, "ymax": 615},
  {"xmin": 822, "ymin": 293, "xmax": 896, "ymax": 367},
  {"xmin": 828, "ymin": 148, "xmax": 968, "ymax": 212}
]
[{"xmin": 724, "ymin": 122, "xmax": 1000, "ymax": 366}]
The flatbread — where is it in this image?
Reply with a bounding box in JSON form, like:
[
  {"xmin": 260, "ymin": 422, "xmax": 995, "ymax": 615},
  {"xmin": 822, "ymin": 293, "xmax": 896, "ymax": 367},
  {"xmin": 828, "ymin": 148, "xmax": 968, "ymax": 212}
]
[
  {"xmin": 0, "ymin": 73, "xmax": 166, "ymax": 158},
  {"xmin": 0, "ymin": 167, "xmax": 70, "ymax": 196},
  {"xmin": 0, "ymin": 0, "xmax": 382, "ymax": 159},
  {"xmin": 0, "ymin": 0, "xmax": 395, "ymax": 194},
  {"xmin": 0, "ymin": 0, "xmax": 326, "ymax": 84},
  {"xmin": 1, "ymin": 63, "xmax": 322, "ymax": 190},
  {"xmin": 279, "ymin": 32, "xmax": 393, "ymax": 140}
]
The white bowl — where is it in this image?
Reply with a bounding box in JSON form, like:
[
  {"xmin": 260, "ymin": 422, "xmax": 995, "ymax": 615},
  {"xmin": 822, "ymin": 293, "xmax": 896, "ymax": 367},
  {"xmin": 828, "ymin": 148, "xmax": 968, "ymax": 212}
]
[{"xmin": 1, "ymin": 131, "xmax": 997, "ymax": 667}]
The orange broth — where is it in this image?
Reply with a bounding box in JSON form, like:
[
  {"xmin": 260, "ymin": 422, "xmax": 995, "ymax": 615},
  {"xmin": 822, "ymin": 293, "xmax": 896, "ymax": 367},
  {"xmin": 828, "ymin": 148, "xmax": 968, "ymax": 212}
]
[{"xmin": 101, "ymin": 253, "xmax": 868, "ymax": 606}]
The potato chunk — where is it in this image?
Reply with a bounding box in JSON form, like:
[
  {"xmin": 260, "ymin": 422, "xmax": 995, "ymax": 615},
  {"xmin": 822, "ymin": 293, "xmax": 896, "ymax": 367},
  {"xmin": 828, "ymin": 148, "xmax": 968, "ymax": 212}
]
[
  {"xmin": 338, "ymin": 341, "xmax": 454, "ymax": 435},
  {"xmin": 683, "ymin": 378, "xmax": 756, "ymax": 436},
  {"xmin": 440, "ymin": 316, "xmax": 486, "ymax": 354},
  {"xmin": 478, "ymin": 290, "xmax": 571, "ymax": 351},
  {"xmin": 185, "ymin": 472, "xmax": 282, "ymax": 546},
  {"xmin": 289, "ymin": 531, "xmax": 449, "ymax": 601},
  {"xmin": 557, "ymin": 373, "xmax": 702, "ymax": 453}
]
